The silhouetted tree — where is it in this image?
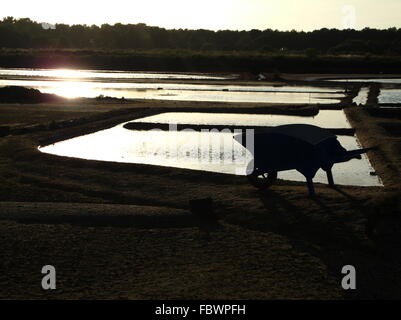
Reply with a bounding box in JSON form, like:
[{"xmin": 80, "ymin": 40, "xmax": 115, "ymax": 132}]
[{"xmin": 0, "ymin": 17, "xmax": 400, "ymax": 54}]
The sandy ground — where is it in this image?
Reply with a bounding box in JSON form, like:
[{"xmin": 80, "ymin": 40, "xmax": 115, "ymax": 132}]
[{"xmin": 0, "ymin": 79, "xmax": 401, "ymax": 300}]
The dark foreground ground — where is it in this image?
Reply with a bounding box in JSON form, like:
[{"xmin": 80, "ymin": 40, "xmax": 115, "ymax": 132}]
[{"xmin": 0, "ymin": 83, "xmax": 401, "ymax": 299}]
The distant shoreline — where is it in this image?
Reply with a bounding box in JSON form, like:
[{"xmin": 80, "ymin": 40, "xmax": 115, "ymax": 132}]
[{"xmin": 1, "ymin": 49, "xmax": 401, "ymax": 74}]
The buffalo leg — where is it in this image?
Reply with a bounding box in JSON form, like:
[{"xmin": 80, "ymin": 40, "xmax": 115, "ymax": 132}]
[
  {"xmin": 326, "ymin": 168, "xmax": 335, "ymax": 187},
  {"xmin": 306, "ymin": 177, "xmax": 315, "ymax": 196}
]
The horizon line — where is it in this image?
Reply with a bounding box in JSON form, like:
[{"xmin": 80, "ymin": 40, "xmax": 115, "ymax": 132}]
[{"xmin": 2, "ymin": 16, "xmax": 401, "ymax": 34}]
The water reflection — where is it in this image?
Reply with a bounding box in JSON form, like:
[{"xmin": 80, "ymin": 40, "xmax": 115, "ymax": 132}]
[
  {"xmin": 39, "ymin": 114, "xmax": 381, "ymax": 187},
  {"xmin": 0, "ymin": 68, "xmax": 231, "ymax": 80},
  {"xmin": 0, "ymin": 67, "xmax": 344, "ymax": 103},
  {"xmin": 133, "ymin": 111, "xmax": 352, "ymax": 129},
  {"xmin": 330, "ymin": 78, "xmax": 401, "ymax": 84},
  {"xmin": 0, "ymin": 78, "xmax": 344, "ymax": 103},
  {"xmin": 379, "ymin": 89, "xmax": 401, "ymax": 104}
]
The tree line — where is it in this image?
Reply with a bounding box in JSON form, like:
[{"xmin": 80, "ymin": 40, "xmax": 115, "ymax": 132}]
[{"xmin": 0, "ymin": 17, "xmax": 401, "ymax": 55}]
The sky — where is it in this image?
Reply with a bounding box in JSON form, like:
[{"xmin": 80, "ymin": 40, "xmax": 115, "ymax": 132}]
[{"xmin": 1, "ymin": 0, "xmax": 401, "ymax": 31}]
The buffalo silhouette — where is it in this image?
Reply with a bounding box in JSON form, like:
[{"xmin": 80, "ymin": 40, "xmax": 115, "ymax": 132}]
[{"xmin": 234, "ymin": 124, "xmax": 373, "ymax": 195}]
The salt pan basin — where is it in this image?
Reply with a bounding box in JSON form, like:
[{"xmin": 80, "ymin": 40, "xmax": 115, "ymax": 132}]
[
  {"xmin": 0, "ymin": 68, "xmax": 231, "ymax": 80},
  {"xmin": 132, "ymin": 110, "xmax": 352, "ymax": 129},
  {"xmin": 330, "ymin": 78, "xmax": 401, "ymax": 84},
  {"xmin": 0, "ymin": 79, "xmax": 344, "ymax": 103},
  {"xmin": 39, "ymin": 119, "xmax": 381, "ymax": 187},
  {"xmin": 379, "ymin": 89, "xmax": 401, "ymax": 104}
]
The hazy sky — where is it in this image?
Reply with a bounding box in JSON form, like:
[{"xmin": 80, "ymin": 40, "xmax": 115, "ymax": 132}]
[{"xmin": 1, "ymin": 0, "xmax": 400, "ymax": 31}]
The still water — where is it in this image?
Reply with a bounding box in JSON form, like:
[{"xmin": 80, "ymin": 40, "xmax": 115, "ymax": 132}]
[
  {"xmin": 39, "ymin": 112, "xmax": 381, "ymax": 187},
  {"xmin": 0, "ymin": 67, "xmax": 344, "ymax": 103},
  {"xmin": 0, "ymin": 78, "xmax": 344, "ymax": 103},
  {"xmin": 132, "ymin": 110, "xmax": 352, "ymax": 129},
  {"xmin": 330, "ymin": 78, "xmax": 401, "ymax": 84},
  {"xmin": 378, "ymin": 89, "xmax": 401, "ymax": 104},
  {"xmin": 0, "ymin": 68, "xmax": 232, "ymax": 80}
]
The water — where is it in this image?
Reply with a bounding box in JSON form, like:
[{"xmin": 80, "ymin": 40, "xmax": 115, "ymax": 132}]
[
  {"xmin": 353, "ymin": 87, "xmax": 369, "ymax": 105},
  {"xmin": 0, "ymin": 78, "xmax": 344, "ymax": 103},
  {"xmin": 0, "ymin": 67, "xmax": 344, "ymax": 103},
  {"xmin": 0, "ymin": 79, "xmax": 343, "ymax": 94},
  {"xmin": 0, "ymin": 68, "xmax": 232, "ymax": 80},
  {"xmin": 133, "ymin": 110, "xmax": 352, "ymax": 129},
  {"xmin": 39, "ymin": 113, "xmax": 381, "ymax": 187},
  {"xmin": 379, "ymin": 89, "xmax": 401, "ymax": 104},
  {"xmin": 148, "ymin": 90, "xmax": 343, "ymax": 104},
  {"xmin": 330, "ymin": 78, "xmax": 401, "ymax": 84}
]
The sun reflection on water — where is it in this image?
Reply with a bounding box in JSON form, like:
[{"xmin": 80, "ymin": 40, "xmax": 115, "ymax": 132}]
[{"xmin": 46, "ymin": 69, "xmax": 84, "ymax": 79}]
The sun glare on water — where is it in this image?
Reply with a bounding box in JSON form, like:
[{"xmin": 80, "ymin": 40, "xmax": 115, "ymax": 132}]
[
  {"xmin": 40, "ymin": 69, "xmax": 97, "ymax": 97},
  {"xmin": 39, "ymin": 81, "xmax": 97, "ymax": 98},
  {"xmin": 47, "ymin": 69, "xmax": 86, "ymax": 79}
]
